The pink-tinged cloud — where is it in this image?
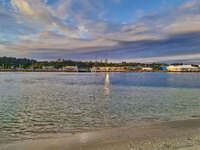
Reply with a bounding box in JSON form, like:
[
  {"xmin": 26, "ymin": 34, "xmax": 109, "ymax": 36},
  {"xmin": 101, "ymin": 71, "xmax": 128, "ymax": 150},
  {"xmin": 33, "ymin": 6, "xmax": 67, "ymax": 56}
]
[{"xmin": 1, "ymin": 0, "xmax": 200, "ymax": 63}]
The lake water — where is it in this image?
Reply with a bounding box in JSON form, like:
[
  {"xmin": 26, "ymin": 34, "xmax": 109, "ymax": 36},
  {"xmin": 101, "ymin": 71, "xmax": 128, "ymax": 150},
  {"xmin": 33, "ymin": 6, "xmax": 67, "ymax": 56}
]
[{"xmin": 0, "ymin": 72, "xmax": 200, "ymax": 144}]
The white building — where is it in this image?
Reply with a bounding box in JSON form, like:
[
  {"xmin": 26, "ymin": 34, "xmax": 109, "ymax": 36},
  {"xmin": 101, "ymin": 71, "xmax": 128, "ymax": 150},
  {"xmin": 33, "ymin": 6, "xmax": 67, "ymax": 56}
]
[
  {"xmin": 142, "ymin": 67, "xmax": 153, "ymax": 71},
  {"xmin": 167, "ymin": 65, "xmax": 199, "ymax": 72}
]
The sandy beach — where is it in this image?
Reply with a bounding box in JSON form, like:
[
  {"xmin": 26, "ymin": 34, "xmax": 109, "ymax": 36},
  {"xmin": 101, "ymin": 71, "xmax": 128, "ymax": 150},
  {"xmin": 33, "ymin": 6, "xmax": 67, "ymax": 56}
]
[{"xmin": 0, "ymin": 119, "xmax": 200, "ymax": 150}]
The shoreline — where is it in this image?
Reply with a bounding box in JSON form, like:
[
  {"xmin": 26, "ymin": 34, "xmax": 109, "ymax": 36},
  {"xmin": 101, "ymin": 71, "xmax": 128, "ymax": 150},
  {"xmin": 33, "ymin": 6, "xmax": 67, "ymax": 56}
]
[
  {"xmin": 0, "ymin": 70, "xmax": 200, "ymax": 73},
  {"xmin": 1, "ymin": 119, "xmax": 200, "ymax": 150}
]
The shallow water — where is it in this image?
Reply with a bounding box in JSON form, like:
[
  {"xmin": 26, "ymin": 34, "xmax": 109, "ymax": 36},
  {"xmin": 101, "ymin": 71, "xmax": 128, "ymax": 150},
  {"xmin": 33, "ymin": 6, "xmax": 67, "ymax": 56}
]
[{"xmin": 0, "ymin": 72, "xmax": 200, "ymax": 143}]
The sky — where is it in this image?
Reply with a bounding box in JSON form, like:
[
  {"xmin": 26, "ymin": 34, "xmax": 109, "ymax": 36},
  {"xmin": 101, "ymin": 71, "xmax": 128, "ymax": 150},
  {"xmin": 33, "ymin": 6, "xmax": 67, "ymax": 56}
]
[{"xmin": 1, "ymin": 0, "xmax": 200, "ymax": 63}]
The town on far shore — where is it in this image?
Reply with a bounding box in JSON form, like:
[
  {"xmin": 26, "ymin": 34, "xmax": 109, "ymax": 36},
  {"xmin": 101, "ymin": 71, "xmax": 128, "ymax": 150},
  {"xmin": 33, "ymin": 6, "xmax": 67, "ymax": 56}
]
[{"xmin": 0, "ymin": 57, "xmax": 200, "ymax": 72}]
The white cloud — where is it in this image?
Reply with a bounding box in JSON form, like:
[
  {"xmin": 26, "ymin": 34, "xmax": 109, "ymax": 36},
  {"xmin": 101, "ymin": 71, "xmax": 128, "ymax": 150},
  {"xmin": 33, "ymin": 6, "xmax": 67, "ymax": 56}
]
[
  {"xmin": 11, "ymin": 0, "xmax": 80, "ymax": 38},
  {"xmin": 1, "ymin": 0, "xmax": 200, "ymax": 62}
]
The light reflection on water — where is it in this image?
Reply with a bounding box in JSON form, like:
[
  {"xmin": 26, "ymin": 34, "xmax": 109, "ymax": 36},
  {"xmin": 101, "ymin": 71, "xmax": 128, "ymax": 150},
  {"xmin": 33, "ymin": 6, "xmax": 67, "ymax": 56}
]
[
  {"xmin": 104, "ymin": 73, "xmax": 111, "ymax": 96},
  {"xmin": 0, "ymin": 72, "xmax": 200, "ymax": 143}
]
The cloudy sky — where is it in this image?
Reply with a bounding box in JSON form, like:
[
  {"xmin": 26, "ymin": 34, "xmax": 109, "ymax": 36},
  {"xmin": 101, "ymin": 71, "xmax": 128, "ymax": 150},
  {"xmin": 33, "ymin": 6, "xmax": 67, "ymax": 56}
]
[{"xmin": 1, "ymin": 0, "xmax": 200, "ymax": 63}]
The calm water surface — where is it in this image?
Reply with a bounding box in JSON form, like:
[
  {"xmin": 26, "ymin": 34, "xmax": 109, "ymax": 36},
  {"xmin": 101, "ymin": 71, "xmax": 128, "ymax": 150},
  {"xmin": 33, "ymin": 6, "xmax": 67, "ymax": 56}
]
[{"xmin": 0, "ymin": 72, "xmax": 200, "ymax": 143}]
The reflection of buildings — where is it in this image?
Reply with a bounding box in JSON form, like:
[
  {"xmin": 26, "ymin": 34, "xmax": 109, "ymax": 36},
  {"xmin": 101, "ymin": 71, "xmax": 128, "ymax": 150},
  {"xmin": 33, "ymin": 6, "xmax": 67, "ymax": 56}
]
[{"xmin": 104, "ymin": 73, "xmax": 110, "ymax": 95}]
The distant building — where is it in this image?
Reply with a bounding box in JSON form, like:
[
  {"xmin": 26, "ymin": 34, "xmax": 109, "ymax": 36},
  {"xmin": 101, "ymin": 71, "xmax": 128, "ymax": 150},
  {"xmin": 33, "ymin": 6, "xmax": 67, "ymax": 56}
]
[
  {"xmin": 142, "ymin": 67, "xmax": 153, "ymax": 71},
  {"xmin": 166, "ymin": 65, "xmax": 199, "ymax": 72},
  {"xmin": 127, "ymin": 66, "xmax": 142, "ymax": 71},
  {"xmin": 161, "ymin": 66, "xmax": 168, "ymax": 71},
  {"xmin": 42, "ymin": 66, "xmax": 55, "ymax": 70},
  {"xmin": 63, "ymin": 66, "xmax": 78, "ymax": 72},
  {"xmin": 91, "ymin": 67, "xmax": 127, "ymax": 72}
]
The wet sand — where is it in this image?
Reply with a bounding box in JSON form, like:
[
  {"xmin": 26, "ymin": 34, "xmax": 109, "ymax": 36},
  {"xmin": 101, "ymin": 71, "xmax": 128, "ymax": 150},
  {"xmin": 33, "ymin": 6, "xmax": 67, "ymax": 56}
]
[{"xmin": 1, "ymin": 119, "xmax": 200, "ymax": 150}]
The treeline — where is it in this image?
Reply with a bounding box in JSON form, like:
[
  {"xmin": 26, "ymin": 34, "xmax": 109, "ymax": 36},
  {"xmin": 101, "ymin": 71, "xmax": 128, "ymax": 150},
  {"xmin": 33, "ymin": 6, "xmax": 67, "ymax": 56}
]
[
  {"xmin": 0, "ymin": 56, "xmax": 167, "ymax": 70},
  {"xmin": 0, "ymin": 57, "xmax": 36, "ymax": 69}
]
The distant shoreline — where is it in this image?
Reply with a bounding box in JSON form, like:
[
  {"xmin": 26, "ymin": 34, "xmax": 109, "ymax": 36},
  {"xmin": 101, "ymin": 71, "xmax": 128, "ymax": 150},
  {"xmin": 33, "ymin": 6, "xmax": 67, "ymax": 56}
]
[
  {"xmin": 0, "ymin": 70, "xmax": 200, "ymax": 73},
  {"xmin": 1, "ymin": 119, "xmax": 200, "ymax": 150}
]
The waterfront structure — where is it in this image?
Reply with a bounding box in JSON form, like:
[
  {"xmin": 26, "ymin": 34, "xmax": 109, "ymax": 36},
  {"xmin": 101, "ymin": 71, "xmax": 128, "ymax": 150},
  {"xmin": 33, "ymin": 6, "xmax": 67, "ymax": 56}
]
[
  {"xmin": 161, "ymin": 66, "xmax": 168, "ymax": 71},
  {"xmin": 166, "ymin": 65, "xmax": 199, "ymax": 72},
  {"xmin": 127, "ymin": 66, "xmax": 142, "ymax": 71},
  {"xmin": 42, "ymin": 66, "xmax": 55, "ymax": 70},
  {"xmin": 62, "ymin": 66, "xmax": 78, "ymax": 72},
  {"xmin": 142, "ymin": 67, "xmax": 153, "ymax": 71},
  {"xmin": 91, "ymin": 66, "xmax": 127, "ymax": 72}
]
